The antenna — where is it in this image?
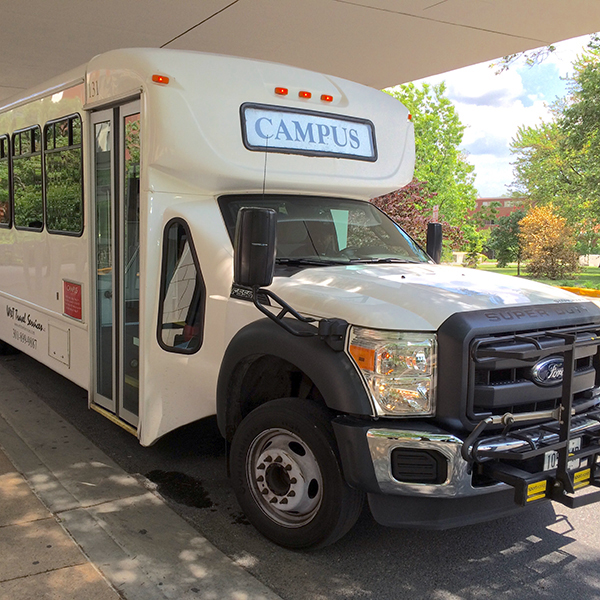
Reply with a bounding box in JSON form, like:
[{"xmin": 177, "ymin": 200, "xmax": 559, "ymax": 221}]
[{"xmin": 262, "ymin": 137, "xmax": 268, "ymax": 197}]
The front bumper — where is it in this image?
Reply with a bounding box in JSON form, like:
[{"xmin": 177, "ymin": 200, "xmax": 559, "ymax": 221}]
[
  {"xmin": 333, "ymin": 411, "xmax": 600, "ymax": 528},
  {"xmin": 333, "ymin": 419, "xmax": 501, "ymax": 498},
  {"xmin": 365, "ymin": 427, "xmax": 495, "ymax": 497}
]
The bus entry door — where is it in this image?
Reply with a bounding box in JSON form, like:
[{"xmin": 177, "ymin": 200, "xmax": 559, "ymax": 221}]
[{"xmin": 91, "ymin": 101, "xmax": 140, "ymax": 427}]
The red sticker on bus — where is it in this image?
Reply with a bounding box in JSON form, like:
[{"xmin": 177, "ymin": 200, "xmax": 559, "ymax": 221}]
[{"xmin": 63, "ymin": 281, "xmax": 82, "ymax": 320}]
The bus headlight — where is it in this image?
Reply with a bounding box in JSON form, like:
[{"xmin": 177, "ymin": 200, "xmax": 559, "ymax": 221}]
[{"xmin": 348, "ymin": 327, "xmax": 437, "ymax": 416}]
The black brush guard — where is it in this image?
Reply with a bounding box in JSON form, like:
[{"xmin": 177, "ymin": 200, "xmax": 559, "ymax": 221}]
[{"xmin": 461, "ymin": 329, "xmax": 600, "ymax": 508}]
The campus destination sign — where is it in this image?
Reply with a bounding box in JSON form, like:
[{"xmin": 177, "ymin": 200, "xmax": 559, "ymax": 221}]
[{"xmin": 241, "ymin": 103, "xmax": 377, "ymax": 161}]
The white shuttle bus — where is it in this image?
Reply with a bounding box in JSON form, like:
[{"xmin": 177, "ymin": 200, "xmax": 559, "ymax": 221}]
[{"xmin": 1, "ymin": 48, "xmax": 600, "ymax": 549}]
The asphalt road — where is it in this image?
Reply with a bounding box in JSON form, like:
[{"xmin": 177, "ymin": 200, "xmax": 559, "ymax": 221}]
[{"xmin": 4, "ymin": 351, "xmax": 600, "ymax": 600}]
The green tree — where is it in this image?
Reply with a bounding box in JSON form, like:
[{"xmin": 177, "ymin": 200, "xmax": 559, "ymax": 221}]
[
  {"xmin": 560, "ymin": 46, "xmax": 600, "ymax": 207},
  {"xmin": 511, "ymin": 119, "xmax": 572, "ymax": 204},
  {"xmin": 385, "ymin": 82, "xmax": 478, "ymax": 226},
  {"xmin": 487, "ymin": 208, "xmax": 526, "ymax": 271}
]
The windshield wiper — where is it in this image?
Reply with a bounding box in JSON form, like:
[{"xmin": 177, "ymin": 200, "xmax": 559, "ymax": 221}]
[
  {"xmin": 348, "ymin": 257, "xmax": 421, "ymax": 264},
  {"xmin": 276, "ymin": 258, "xmax": 341, "ymax": 267}
]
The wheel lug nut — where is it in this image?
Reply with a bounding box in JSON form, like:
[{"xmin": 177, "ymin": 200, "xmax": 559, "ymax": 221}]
[
  {"xmin": 285, "ymin": 465, "xmax": 292, "ymax": 471},
  {"xmin": 290, "ymin": 478, "xmax": 297, "ymax": 484}
]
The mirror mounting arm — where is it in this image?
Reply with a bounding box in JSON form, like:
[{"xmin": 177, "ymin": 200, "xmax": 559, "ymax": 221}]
[
  {"xmin": 252, "ymin": 286, "xmax": 317, "ymax": 337},
  {"xmin": 252, "ymin": 286, "xmax": 348, "ymax": 351}
]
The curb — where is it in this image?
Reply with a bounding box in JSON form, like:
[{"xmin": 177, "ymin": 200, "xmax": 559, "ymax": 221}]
[{"xmin": 560, "ymin": 286, "xmax": 600, "ymax": 298}]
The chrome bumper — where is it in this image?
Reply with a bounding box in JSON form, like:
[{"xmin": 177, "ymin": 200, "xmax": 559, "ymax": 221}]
[{"xmin": 366, "ymin": 428, "xmax": 503, "ymax": 498}]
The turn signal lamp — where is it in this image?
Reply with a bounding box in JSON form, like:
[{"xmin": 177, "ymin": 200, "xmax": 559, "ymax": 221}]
[{"xmin": 152, "ymin": 74, "xmax": 170, "ymax": 85}]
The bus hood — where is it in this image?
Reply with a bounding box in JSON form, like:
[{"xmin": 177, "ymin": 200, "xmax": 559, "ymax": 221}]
[{"xmin": 269, "ymin": 263, "xmax": 587, "ymax": 331}]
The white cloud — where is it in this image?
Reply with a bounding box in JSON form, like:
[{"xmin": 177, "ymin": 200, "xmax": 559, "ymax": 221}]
[
  {"xmin": 468, "ymin": 155, "xmax": 514, "ymax": 197},
  {"xmin": 404, "ymin": 35, "xmax": 595, "ymax": 197}
]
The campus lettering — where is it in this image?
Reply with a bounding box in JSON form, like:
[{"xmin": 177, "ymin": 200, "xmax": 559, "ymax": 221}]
[
  {"xmin": 244, "ymin": 105, "xmax": 375, "ymax": 160},
  {"xmin": 254, "ymin": 117, "xmax": 362, "ymax": 150}
]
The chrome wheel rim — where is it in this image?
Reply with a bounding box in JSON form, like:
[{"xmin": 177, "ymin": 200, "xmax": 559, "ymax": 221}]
[{"xmin": 247, "ymin": 428, "xmax": 323, "ymax": 528}]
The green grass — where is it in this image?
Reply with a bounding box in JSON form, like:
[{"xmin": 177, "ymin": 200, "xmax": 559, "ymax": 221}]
[{"xmin": 477, "ymin": 263, "xmax": 600, "ymax": 290}]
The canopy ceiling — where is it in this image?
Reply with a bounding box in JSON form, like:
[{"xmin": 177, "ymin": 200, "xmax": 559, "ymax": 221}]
[{"xmin": 2, "ymin": 0, "xmax": 600, "ymax": 102}]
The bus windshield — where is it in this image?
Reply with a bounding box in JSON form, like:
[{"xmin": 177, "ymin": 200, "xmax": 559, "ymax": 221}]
[{"xmin": 219, "ymin": 195, "xmax": 430, "ymax": 265}]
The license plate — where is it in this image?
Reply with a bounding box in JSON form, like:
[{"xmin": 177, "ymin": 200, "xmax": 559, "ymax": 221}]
[{"xmin": 543, "ymin": 437, "xmax": 582, "ymax": 471}]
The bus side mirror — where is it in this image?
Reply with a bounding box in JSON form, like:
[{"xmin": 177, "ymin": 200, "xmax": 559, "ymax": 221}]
[
  {"xmin": 426, "ymin": 222, "xmax": 443, "ymax": 264},
  {"xmin": 234, "ymin": 207, "xmax": 277, "ymax": 287}
]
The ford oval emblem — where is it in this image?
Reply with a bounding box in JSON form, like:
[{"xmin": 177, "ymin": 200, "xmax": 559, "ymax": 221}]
[{"xmin": 531, "ymin": 357, "xmax": 564, "ymax": 386}]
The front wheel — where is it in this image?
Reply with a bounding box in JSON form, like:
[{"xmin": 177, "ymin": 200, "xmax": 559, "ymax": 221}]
[{"xmin": 230, "ymin": 398, "xmax": 364, "ymax": 549}]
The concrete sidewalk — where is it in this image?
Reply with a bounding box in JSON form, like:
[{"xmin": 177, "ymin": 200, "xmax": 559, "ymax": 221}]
[
  {"xmin": 0, "ymin": 360, "xmax": 282, "ymax": 600},
  {"xmin": 0, "ymin": 447, "xmax": 122, "ymax": 600}
]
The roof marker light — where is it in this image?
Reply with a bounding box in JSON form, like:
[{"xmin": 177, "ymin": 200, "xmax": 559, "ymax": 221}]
[
  {"xmin": 152, "ymin": 74, "xmax": 170, "ymax": 85},
  {"xmin": 299, "ymin": 91, "xmax": 312, "ymax": 99},
  {"xmin": 321, "ymin": 94, "xmax": 333, "ymax": 103},
  {"xmin": 275, "ymin": 87, "xmax": 288, "ymax": 96},
  {"xmin": 408, "ymin": 114, "xmax": 412, "ymax": 120}
]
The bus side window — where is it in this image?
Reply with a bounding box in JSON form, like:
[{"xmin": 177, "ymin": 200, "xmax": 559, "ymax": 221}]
[
  {"xmin": 157, "ymin": 219, "xmax": 205, "ymax": 353},
  {"xmin": 12, "ymin": 126, "xmax": 43, "ymax": 231},
  {"xmin": 44, "ymin": 115, "xmax": 83, "ymax": 235},
  {"xmin": 0, "ymin": 135, "xmax": 10, "ymax": 227}
]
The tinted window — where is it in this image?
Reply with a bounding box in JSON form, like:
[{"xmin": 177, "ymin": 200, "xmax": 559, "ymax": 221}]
[
  {"xmin": 45, "ymin": 115, "xmax": 83, "ymax": 234},
  {"xmin": 0, "ymin": 136, "xmax": 9, "ymax": 226},
  {"xmin": 158, "ymin": 220, "xmax": 205, "ymax": 353},
  {"xmin": 12, "ymin": 127, "xmax": 43, "ymax": 230}
]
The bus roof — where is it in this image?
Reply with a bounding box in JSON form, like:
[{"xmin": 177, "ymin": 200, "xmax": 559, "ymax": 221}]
[{"xmin": 3, "ymin": 48, "xmax": 415, "ymax": 199}]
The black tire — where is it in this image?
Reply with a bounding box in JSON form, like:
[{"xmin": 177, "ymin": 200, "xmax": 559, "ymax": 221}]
[{"xmin": 230, "ymin": 398, "xmax": 364, "ymax": 549}]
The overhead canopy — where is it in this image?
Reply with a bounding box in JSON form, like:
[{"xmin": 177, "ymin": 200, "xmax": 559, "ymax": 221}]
[{"xmin": 2, "ymin": 0, "xmax": 600, "ymax": 102}]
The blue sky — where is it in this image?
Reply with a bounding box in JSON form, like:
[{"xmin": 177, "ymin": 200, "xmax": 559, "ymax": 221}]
[{"xmin": 404, "ymin": 34, "xmax": 594, "ymax": 198}]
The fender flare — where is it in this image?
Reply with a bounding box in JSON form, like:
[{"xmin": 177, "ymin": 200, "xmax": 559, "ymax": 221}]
[{"xmin": 216, "ymin": 317, "xmax": 373, "ymax": 440}]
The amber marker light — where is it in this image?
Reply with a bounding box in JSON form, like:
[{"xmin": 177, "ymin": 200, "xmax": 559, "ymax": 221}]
[
  {"xmin": 349, "ymin": 344, "xmax": 375, "ymax": 371},
  {"xmin": 321, "ymin": 94, "xmax": 333, "ymax": 102},
  {"xmin": 299, "ymin": 90, "xmax": 312, "ymax": 99},
  {"xmin": 152, "ymin": 74, "xmax": 170, "ymax": 85},
  {"xmin": 275, "ymin": 87, "xmax": 288, "ymax": 96}
]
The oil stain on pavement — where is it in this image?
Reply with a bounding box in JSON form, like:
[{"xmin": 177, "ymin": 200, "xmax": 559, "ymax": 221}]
[{"xmin": 146, "ymin": 470, "xmax": 214, "ymax": 508}]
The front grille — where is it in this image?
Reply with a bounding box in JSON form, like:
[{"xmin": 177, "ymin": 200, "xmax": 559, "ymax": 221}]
[{"xmin": 468, "ymin": 326, "xmax": 600, "ymax": 420}]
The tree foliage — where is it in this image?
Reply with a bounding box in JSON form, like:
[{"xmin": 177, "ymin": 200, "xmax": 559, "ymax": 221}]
[
  {"xmin": 487, "ymin": 208, "xmax": 526, "ymax": 269},
  {"xmin": 491, "ymin": 45, "xmax": 556, "ymax": 74},
  {"xmin": 372, "ymin": 179, "xmax": 466, "ymax": 252},
  {"xmin": 519, "ymin": 205, "xmax": 579, "ymax": 279},
  {"xmin": 384, "ymin": 82, "xmax": 478, "ymax": 226},
  {"xmin": 560, "ymin": 48, "xmax": 600, "ymax": 205}
]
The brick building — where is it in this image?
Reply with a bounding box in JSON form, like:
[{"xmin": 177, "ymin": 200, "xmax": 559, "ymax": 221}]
[{"xmin": 472, "ymin": 197, "xmax": 528, "ymax": 228}]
